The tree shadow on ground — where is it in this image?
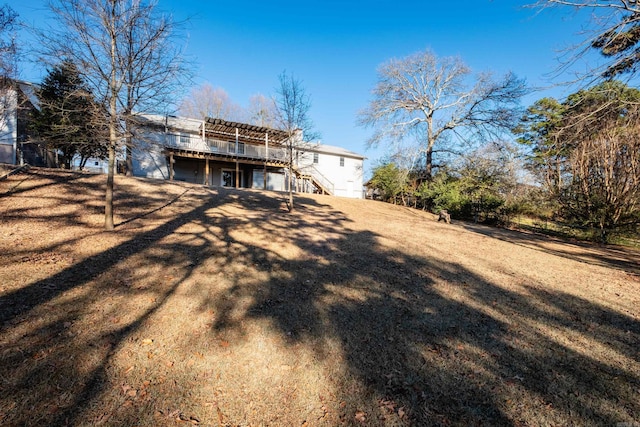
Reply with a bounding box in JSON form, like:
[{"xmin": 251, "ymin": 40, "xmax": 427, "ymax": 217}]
[
  {"xmin": 212, "ymin": 197, "xmax": 640, "ymax": 425},
  {"xmin": 461, "ymin": 222, "xmax": 640, "ymax": 275},
  {"xmin": 1, "ymin": 178, "xmax": 638, "ymax": 426},
  {"xmin": 0, "ymin": 168, "xmax": 86, "ymax": 199},
  {"xmin": 0, "ymin": 179, "xmax": 233, "ymax": 425}
]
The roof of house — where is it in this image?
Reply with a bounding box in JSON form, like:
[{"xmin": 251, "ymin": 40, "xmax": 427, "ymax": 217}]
[
  {"xmin": 134, "ymin": 113, "xmax": 293, "ymax": 145},
  {"xmin": 305, "ymin": 143, "xmax": 365, "ymax": 160},
  {"xmin": 16, "ymin": 81, "xmax": 40, "ymax": 110},
  {"xmin": 133, "ymin": 113, "xmax": 365, "ymax": 158}
]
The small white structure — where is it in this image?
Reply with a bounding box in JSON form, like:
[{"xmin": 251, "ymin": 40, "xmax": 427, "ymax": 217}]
[
  {"xmin": 131, "ymin": 114, "xmax": 365, "ymax": 198},
  {"xmin": 0, "ymin": 80, "xmax": 51, "ymax": 166},
  {"xmin": 0, "ymin": 83, "xmax": 18, "ymax": 164},
  {"xmin": 0, "ymin": 81, "xmax": 42, "ymax": 165}
]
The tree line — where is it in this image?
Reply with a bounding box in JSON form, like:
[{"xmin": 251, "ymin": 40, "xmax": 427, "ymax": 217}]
[{"xmin": 361, "ymin": 0, "xmax": 640, "ymax": 243}]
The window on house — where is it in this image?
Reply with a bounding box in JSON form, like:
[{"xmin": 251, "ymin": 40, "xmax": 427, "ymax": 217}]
[
  {"xmin": 339, "ymin": 157, "xmax": 345, "ymax": 167},
  {"xmin": 179, "ymin": 134, "xmax": 190, "ymax": 145},
  {"xmin": 313, "ymin": 153, "xmax": 319, "ymax": 164}
]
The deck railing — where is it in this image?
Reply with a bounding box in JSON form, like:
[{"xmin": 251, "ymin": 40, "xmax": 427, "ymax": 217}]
[
  {"xmin": 298, "ymin": 165, "xmax": 334, "ymax": 195},
  {"xmin": 166, "ymin": 133, "xmax": 335, "ymax": 194},
  {"xmin": 165, "ymin": 133, "xmax": 288, "ymax": 163}
]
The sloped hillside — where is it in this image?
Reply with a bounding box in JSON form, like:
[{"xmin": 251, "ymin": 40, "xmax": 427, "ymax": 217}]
[{"xmin": 1, "ymin": 168, "xmax": 638, "ymax": 426}]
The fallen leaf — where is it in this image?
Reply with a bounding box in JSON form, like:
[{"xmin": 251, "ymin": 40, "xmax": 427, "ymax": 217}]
[
  {"xmin": 177, "ymin": 413, "xmax": 200, "ymax": 424},
  {"xmin": 141, "ymin": 338, "xmax": 154, "ymax": 346},
  {"xmin": 355, "ymin": 410, "xmax": 366, "ymax": 423},
  {"xmin": 217, "ymin": 406, "xmax": 224, "ymax": 424}
]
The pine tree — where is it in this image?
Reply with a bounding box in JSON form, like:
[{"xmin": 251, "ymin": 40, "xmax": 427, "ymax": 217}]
[{"xmin": 32, "ymin": 61, "xmax": 107, "ymax": 169}]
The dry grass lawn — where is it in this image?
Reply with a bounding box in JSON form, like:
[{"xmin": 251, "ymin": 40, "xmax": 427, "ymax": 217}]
[{"xmin": 0, "ymin": 167, "xmax": 639, "ymax": 426}]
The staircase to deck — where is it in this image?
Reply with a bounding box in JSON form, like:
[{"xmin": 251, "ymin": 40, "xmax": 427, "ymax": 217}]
[{"xmin": 293, "ymin": 166, "xmax": 334, "ymax": 195}]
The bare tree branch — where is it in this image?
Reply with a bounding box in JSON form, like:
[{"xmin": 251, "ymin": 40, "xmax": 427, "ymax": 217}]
[
  {"xmin": 534, "ymin": 0, "xmax": 640, "ymax": 79},
  {"xmin": 358, "ymin": 48, "xmax": 526, "ymax": 180},
  {"xmin": 178, "ymin": 83, "xmax": 244, "ymax": 121},
  {"xmin": 40, "ymin": 0, "xmax": 189, "ymax": 230},
  {"xmin": 274, "ymin": 71, "xmax": 318, "ymax": 212}
]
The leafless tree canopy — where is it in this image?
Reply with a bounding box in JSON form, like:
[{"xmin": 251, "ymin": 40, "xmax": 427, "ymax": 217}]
[
  {"xmin": 0, "ymin": 4, "xmax": 18, "ymax": 136},
  {"xmin": 41, "ymin": 0, "xmax": 188, "ymax": 230},
  {"xmin": 247, "ymin": 93, "xmax": 278, "ymax": 127},
  {"xmin": 0, "ymin": 4, "xmax": 17, "ymax": 82},
  {"xmin": 536, "ymin": 0, "xmax": 640, "ymax": 79},
  {"xmin": 274, "ymin": 71, "xmax": 318, "ymax": 212},
  {"xmin": 178, "ymin": 83, "xmax": 244, "ymax": 121},
  {"xmin": 358, "ymin": 49, "xmax": 526, "ymax": 180}
]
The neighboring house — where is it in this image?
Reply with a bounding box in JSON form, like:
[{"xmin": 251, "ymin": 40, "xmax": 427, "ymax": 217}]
[
  {"xmin": 0, "ymin": 80, "xmax": 47, "ymax": 166},
  {"xmin": 71, "ymin": 156, "xmax": 110, "ymax": 174},
  {"xmin": 131, "ymin": 114, "xmax": 365, "ymax": 198}
]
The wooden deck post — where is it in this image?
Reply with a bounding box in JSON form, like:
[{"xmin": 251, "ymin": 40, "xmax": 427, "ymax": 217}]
[
  {"xmin": 169, "ymin": 152, "xmax": 174, "ymax": 181},
  {"xmin": 235, "ymin": 128, "xmax": 240, "ymax": 188},
  {"xmin": 264, "ymin": 132, "xmax": 268, "ymax": 190},
  {"xmin": 204, "ymin": 158, "xmax": 209, "ymax": 186}
]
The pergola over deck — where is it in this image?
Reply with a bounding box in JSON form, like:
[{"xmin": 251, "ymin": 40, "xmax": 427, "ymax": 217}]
[
  {"xmin": 203, "ymin": 118, "xmax": 291, "ymax": 147},
  {"xmin": 164, "ymin": 117, "xmax": 294, "ymax": 188}
]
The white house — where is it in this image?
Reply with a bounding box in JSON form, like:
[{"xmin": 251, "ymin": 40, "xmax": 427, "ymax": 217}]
[
  {"xmin": 0, "ymin": 80, "xmax": 51, "ymax": 167},
  {"xmin": 295, "ymin": 144, "xmax": 364, "ymax": 199},
  {"xmin": 131, "ymin": 114, "xmax": 365, "ymax": 198},
  {"xmin": 0, "ymin": 81, "xmax": 42, "ymax": 165}
]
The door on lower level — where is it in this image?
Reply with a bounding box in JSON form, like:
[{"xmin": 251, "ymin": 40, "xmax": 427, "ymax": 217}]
[{"xmin": 221, "ymin": 169, "xmax": 242, "ymax": 188}]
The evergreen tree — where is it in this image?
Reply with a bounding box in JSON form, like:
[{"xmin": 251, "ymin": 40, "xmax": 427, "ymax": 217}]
[{"xmin": 32, "ymin": 60, "xmax": 107, "ymax": 169}]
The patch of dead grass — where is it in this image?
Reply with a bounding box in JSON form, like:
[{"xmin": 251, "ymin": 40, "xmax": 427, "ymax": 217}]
[{"xmin": 0, "ymin": 168, "xmax": 638, "ymax": 426}]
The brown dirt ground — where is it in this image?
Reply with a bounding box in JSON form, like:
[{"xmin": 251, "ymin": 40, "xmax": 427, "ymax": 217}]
[{"xmin": 0, "ymin": 167, "xmax": 639, "ymax": 426}]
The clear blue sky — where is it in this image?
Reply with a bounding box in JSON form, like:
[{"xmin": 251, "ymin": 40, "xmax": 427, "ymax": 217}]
[{"xmin": 12, "ymin": 0, "xmax": 597, "ymax": 176}]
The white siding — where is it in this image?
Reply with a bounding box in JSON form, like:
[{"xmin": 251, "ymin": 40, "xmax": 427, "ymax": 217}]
[
  {"xmin": 296, "ymin": 146, "xmax": 364, "ymax": 199},
  {"xmin": 0, "ymin": 88, "xmax": 17, "ymax": 164},
  {"xmin": 132, "ymin": 130, "xmax": 169, "ymax": 179}
]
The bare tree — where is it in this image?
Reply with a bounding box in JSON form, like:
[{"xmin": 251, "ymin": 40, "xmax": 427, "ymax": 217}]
[
  {"xmin": 120, "ymin": 1, "xmax": 188, "ymax": 176},
  {"xmin": 0, "ymin": 4, "xmax": 16, "ymax": 81},
  {"xmin": 42, "ymin": 0, "xmax": 188, "ymax": 230},
  {"xmin": 358, "ymin": 48, "xmax": 526, "ymax": 181},
  {"xmin": 274, "ymin": 71, "xmax": 318, "ymax": 212},
  {"xmin": 535, "ymin": 0, "xmax": 640, "ymax": 79},
  {"xmin": 0, "ymin": 4, "xmax": 18, "ymax": 143},
  {"xmin": 247, "ymin": 93, "xmax": 277, "ymax": 127},
  {"xmin": 178, "ymin": 83, "xmax": 243, "ymax": 121}
]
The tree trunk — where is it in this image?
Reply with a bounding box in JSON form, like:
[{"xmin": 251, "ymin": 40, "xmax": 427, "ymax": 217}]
[
  {"xmin": 105, "ymin": 138, "xmax": 116, "ymax": 230},
  {"xmin": 425, "ymin": 148, "xmax": 433, "ymax": 180},
  {"xmin": 288, "ymin": 143, "xmax": 294, "ymax": 212},
  {"xmin": 125, "ymin": 141, "xmax": 133, "ymax": 176},
  {"xmin": 105, "ymin": 2, "xmax": 117, "ymax": 231}
]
